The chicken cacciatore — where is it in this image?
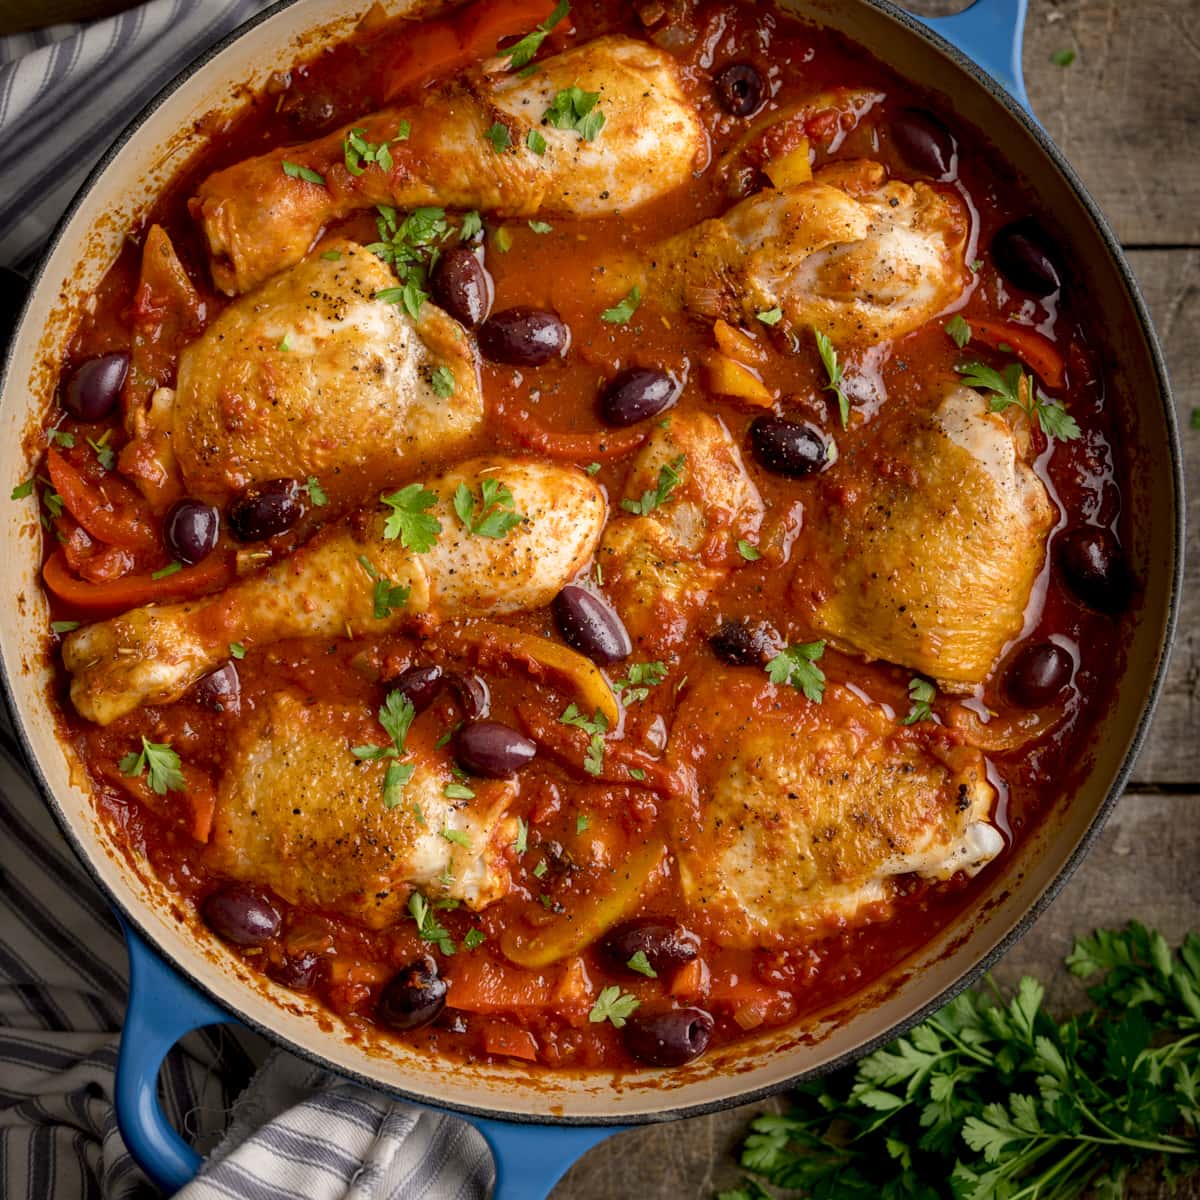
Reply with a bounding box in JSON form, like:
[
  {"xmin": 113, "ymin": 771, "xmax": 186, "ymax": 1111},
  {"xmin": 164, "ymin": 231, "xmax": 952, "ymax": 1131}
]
[{"xmin": 28, "ymin": 0, "xmax": 1132, "ymax": 1072}]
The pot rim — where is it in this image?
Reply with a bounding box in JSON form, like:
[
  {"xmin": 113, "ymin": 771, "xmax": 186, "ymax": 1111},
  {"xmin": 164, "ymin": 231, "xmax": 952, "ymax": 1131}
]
[{"xmin": 0, "ymin": 0, "xmax": 1183, "ymax": 1126}]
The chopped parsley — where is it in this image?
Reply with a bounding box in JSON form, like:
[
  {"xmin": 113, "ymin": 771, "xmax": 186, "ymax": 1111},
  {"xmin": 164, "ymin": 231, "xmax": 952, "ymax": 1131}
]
[
  {"xmin": 320, "ymin": 249, "xmax": 342, "ymax": 261},
  {"xmin": 737, "ymin": 539, "xmax": 761, "ymax": 561},
  {"xmin": 542, "ymin": 86, "xmax": 605, "ymax": 142},
  {"xmin": 463, "ymin": 928, "xmax": 486, "ymax": 950},
  {"xmin": 560, "ymin": 704, "xmax": 607, "ymax": 776},
  {"xmin": 302, "ymin": 475, "xmax": 328, "ymax": 506},
  {"xmin": 902, "ymin": 677, "xmax": 936, "ymax": 725},
  {"xmin": 453, "ymin": 478, "xmax": 523, "ymax": 539},
  {"xmin": 532, "ymin": 859, "xmax": 549, "ymax": 879},
  {"xmin": 281, "ymin": 160, "xmax": 325, "ymax": 186},
  {"xmin": 459, "ymin": 210, "xmax": 483, "ymax": 241},
  {"xmin": 444, "ymin": 782, "xmax": 475, "ymax": 801},
  {"xmin": 584, "ymin": 462, "xmax": 601, "ymax": 476},
  {"xmin": 151, "ymin": 562, "xmax": 182, "ymax": 580},
  {"xmin": 526, "ymin": 128, "xmax": 547, "ymax": 156},
  {"xmin": 408, "ymin": 891, "xmax": 455, "ymax": 955},
  {"xmin": 528, "ymin": 219, "xmax": 553, "ymax": 234},
  {"xmin": 626, "ymin": 950, "xmax": 657, "ymax": 979},
  {"xmin": 87, "ymin": 430, "xmax": 115, "ymax": 471},
  {"xmin": 756, "ymin": 306, "xmax": 783, "ymax": 326},
  {"xmin": 352, "ymin": 690, "xmax": 418, "ymax": 808},
  {"xmin": 368, "ymin": 205, "xmax": 454, "ymax": 319},
  {"xmin": 343, "ymin": 124, "xmax": 407, "ymax": 176},
  {"xmin": 502, "ymin": 0, "xmax": 569, "ymax": 70},
  {"xmin": 614, "ymin": 661, "xmax": 667, "ymax": 705},
  {"xmin": 430, "ymin": 366, "xmax": 455, "ymax": 398},
  {"xmin": 51, "ymin": 620, "xmax": 80, "ymax": 634},
  {"xmin": 621, "ymin": 453, "xmax": 684, "ymax": 516},
  {"xmin": 494, "ymin": 226, "xmax": 513, "ymax": 253},
  {"xmin": 600, "ymin": 285, "xmax": 640, "ymax": 325},
  {"xmin": 229, "ymin": 642, "xmax": 246, "ymax": 659},
  {"xmin": 277, "ymin": 332, "xmax": 291, "ymax": 352},
  {"xmin": 119, "ymin": 737, "xmax": 185, "ymax": 794},
  {"xmin": 1051, "ymin": 48, "xmax": 1076, "ymax": 66},
  {"xmin": 441, "ymin": 827, "xmax": 472, "ymax": 847},
  {"xmin": 814, "ymin": 328, "xmax": 851, "ymax": 428},
  {"xmin": 956, "ymin": 359, "xmax": 1082, "ymax": 441},
  {"xmin": 945, "ymin": 314, "xmax": 972, "ymax": 348},
  {"xmin": 484, "ymin": 122, "xmax": 512, "ymax": 154},
  {"xmin": 513, "ymin": 816, "xmax": 529, "ymax": 855},
  {"xmin": 357, "ymin": 555, "xmax": 409, "ymax": 618},
  {"xmin": 1191, "ymin": 408, "xmax": 1200, "ymax": 430},
  {"xmin": 10, "ymin": 478, "xmax": 33, "ymax": 500},
  {"xmin": 766, "ymin": 641, "xmax": 827, "ymax": 704},
  {"xmin": 576, "ymin": 814, "xmax": 589, "ymax": 834},
  {"xmin": 589, "ymin": 985, "xmax": 640, "ymax": 1028},
  {"xmin": 629, "ymin": 767, "xmax": 646, "ymax": 782},
  {"xmin": 380, "ymin": 483, "xmax": 442, "ymax": 552},
  {"xmin": 49, "ymin": 429, "xmax": 75, "ymax": 448}
]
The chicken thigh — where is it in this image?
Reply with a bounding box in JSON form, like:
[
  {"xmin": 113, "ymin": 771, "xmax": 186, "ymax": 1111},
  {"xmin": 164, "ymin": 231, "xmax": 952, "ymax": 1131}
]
[
  {"xmin": 667, "ymin": 668, "xmax": 1001, "ymax": 947},
  {"xmin": 208, "ymin": 690, "xmax": 514, "ymax": 927},
  {"xmin": 642, "ymin": 161, "xmax": 968, "ymax": 344},
  {"xmin": 597, "ymin": 412, "xmax": 763, "ymax": 653},
  {"xmin": 194, "ymin": 36, "xmax": 704, "ymax": 293},
  {"xmin": 126, "ymin": 241, "xmax": 481, "ymax": 511},
  {"xmin": 802, "ymin": 383, "xmax": 1055, "ymax": 687},
  {"xmin": 63, "ymin": 458, "xmax": 605, "ymax": 724}
]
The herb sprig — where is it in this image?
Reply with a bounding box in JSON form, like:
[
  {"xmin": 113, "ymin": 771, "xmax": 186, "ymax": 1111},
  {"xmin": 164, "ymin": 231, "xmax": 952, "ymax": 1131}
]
[
  {"xmin": 765, "ymin": 641, "xmax": 827, "ymax": 704},
  {"xmin": 453, "ymin": 479, "xmax": 523, "ymax": 539},
  {"xmin": 119, "ymin": 737, "xmax": 185, "ymax": 794},
  {"xmin": 352, "ymin": 689, "xmax": 417, "ymax": 807},
  {"xmin": 814, "ymin": 328, "xmax": 851, "ymax": 428},
  {"xmin": 719, "ymin": 923, "xmax": 1200, "ymax": 1200},
  {"xmin": 957, "ymin": 359, "xmax": 1082, "ymax": 442},
  {"xmin": 501, "ymin": 0, "xmax": 569, "ymax": 71},
  {"xmin": 621, "ymin": 454, "xmax": 685, "ymax": 516}
]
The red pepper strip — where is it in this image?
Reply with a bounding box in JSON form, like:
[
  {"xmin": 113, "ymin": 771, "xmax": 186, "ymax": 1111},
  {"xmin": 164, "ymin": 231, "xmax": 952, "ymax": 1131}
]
[
  {"xmin": 94, "ymin": 757, "xmax": 217, "ymax": 844},
  {"xmin": 494, "ymin": 400, "xmax": 648, "ymax": 463},
  {"xmin": 968, "ymin": 318, "xmax": 1066, "ymax": 390},
  {"xmin": 381, "ymin": 0, "xmax": 558, "ymax": 103},
  {"xmin": 46, "ymin": 449, "xmax": 158, "ymax": 551},
  {"xmin": 43, "ymin": 549, "xmax": 234, "ymax": 616}
]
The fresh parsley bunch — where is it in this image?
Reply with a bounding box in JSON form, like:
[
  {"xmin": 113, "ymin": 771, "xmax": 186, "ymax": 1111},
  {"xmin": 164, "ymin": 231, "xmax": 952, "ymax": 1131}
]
[{"xmin": 720, "ymin": 924, "xmax": 1200, "ymax": 1200}]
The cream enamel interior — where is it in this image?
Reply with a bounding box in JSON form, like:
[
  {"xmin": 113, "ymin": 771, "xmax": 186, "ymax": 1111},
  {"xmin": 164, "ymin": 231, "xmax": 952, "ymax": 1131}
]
[{"xmin": 0, "ymin": 0, "xmax": 1179, "ymax": 1122}]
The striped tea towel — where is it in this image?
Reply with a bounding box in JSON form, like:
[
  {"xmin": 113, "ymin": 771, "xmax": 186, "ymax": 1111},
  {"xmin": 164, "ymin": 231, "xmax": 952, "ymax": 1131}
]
[{"xmin": 0, "ymin": 4, "xmax": 494, "ymax": 1197}]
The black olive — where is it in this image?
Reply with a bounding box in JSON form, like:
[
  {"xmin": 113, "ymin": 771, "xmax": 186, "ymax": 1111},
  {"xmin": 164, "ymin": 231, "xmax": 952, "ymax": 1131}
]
[
  {"xmin": 228, "ymin": 478, "xmax": 304, "ymax": 542},
  {"xmin": 601, "ymin": 919, "xmax": 700, "ymax": 976},
  {"xmin": 478, "ymin": 308, "xmax": 569, "ymax": 366},
  {"xmin": 709, "ymin": 619, "xmax": 775, "ymax": 667},
  {"xmin": 749, "ymin": 416, "xmax": 828, "ymax": 478},
  {"xmin": 431, "ymin": 247, "xmax": 493, "ymax": 328},
  {"xmin": 553, "ymin": 585, "xmax": 632, "ymax": 665},
  {"xmin": 1006, "ymin": 642, "xmax": 1074, "ymax": 708},
  {"xmin": 376, "ymin": 955, "xmax": 447, "ymax": 1032},
  {"xmin": 387, "ymin": 664, "xmax": 444, "ymax": 714},
  {"xmin": 891, "ymin": 108, "xmax": 957, "ymax": 178},
  {"xmin": 992, "ymin": 219, "xmax": 1062, "ymax": 297},
  {"xmin": 714, "ymin": 64, "xmax": 765, "ymax": 117},
  {"xmin": 191, "ymin": 662, "xmax": 241, "ymax": 715},
  {"xmin": 63, "ymin": 352, "xmax": 128, "ymax": 421},
  {"xmin": 1057, "ymin": 526, "xmax": 1129, "ymax": 613},
  {"xmin": 456, "ymin": 720, "xmax": 537, "ymax": 778},
  {"xmin": 624, "ymin": 1007, "xmax": 714, "ymax": 1067},
  {"xmin": 164, "ymin": 499, "xmax": 220, "ymax": 565},
  {"xmin": 201, "ymin": 884, "xmax": 281, "ymax": 947},
  {"xmin": 597, "ymin": 368, "xmax": 679, "ymax": 427}
]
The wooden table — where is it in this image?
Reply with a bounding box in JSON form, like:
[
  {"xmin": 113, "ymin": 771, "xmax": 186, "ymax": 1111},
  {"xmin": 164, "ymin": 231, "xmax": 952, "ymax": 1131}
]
[{"xmin": 555, "ymin": 0, "xmax": 1200, "ymax": 1194}]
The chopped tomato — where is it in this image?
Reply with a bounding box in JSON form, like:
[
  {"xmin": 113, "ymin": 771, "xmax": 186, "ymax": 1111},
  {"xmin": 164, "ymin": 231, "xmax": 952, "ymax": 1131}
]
[
  {"xmin": 46, "ymin": 448, "xmax": 157, "ymax": 550},
  {"xmin": 968, "ymin": 318, "xmax": 1066, "ymax": 389},
  {"xmin": 446, "ymin": 952, "xmax": 554, "ymax": 1014},
  {"xmin": 481, "ymin": 1020, "xmax": 539, "ymax": 1061},
  {"xmin": 43, "ymin": 549, "xmax": 234, "ymax": 615}
]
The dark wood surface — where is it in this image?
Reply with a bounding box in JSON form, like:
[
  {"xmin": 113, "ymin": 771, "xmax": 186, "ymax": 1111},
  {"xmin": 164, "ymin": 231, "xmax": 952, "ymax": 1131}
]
[{"xmin": 557, "ymin": 0, "xmax": 1200, "ymax": 1195}]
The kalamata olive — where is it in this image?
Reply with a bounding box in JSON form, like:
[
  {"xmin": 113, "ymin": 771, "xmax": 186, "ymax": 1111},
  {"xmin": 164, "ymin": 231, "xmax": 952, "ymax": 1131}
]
[
  {"xmin": 624, "ymin": 1007, "xmax": 714, "ymax": 1067},
  {"xmin": 431, "ymin": 247, "xmax": 493, "ymax": 328},
  {"xmin": 714, "ymin": 64, "xmax": 765, "ymax": 117},
  {"xmin": 601, "ymin": 919, "xmax": 700, "ymax": 976},
  {"xmin": 478, "ymin": 307, "xmax": 569, "ymax": 366},
  {"xmin": 1057, "ymin": 526, "xmax": 1128, "ymax": 613},
  {"xmin": 1006, "ymin": 641, "xmax": 1073, "ymax": 708},
  {"xmin": 598, "ymin": 367, "xmax": 679, "ymax": 427},
  {"xmin": 553, "ymin": 584, "xmax": 632, "ymax": 666},
  {"xmin": 709, "ymin": 619, "xmax": 774, "ymax": 667},
  {"xmin": 201, "ymin": 883, "xmax": 281, "ymax": 947},
  {"xmin": 389, "ymin": 664, "xmax": 444, "ymax": 714},
  {"xmin": 267, "ymin": 951, "xmax": 324, "ymax": 990},
  {"xmin": 749, "ymin": 415, "xmax": 828, "ymax": 478},
  {"xmin": 992, "ymin": 220, "xmax": 1062, "ymax": 297},
  {"xmin": 191, "ymin": 662, "xmax": 241, "ymax": 715},
  {"xmin": 456, "ymin": 720, "xmax": 537, "ymax": 778},
  {"xmin": 447, "ymin": 671, "xmax": 491, "ymax": 720},
  {"xmin": 228, "ymin": 478, "xmax": 303, "ymax": 542},
  {"xmin": 164, "ymin": 499, "xmax": 220, "ymax": 565},
  {"xmin": 891, "ymin": 107, "xmax": 957, "ymax": 178},
  {"xmin": 62, "ymin": 352, "xmax": 128, "ymax": 421},
  {"xmin": 376, "ymin": 955, "xmax": 447, "ymax": 1032}
]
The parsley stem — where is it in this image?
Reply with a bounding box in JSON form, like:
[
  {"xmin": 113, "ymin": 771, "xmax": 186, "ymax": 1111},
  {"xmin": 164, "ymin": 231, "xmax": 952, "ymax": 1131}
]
[{"xmin": 1004, "ymin": 1142, "xmax": 1094, "ymax": 1200}]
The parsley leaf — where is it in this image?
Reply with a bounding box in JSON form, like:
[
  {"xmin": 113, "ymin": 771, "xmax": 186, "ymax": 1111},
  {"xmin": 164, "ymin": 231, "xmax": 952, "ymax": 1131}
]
[
  {"xmin": 945, "ymin": 313, "xmax": 972, "ymax": 348},
  {"xmin": 765, "ymin": 641, "xmax": 827, "ymax": 704},
  {"xmin": 430, "ymin": 365, "xmax": 455, "ymax": 398},
  {"xmin": 626, "ymin": 950, "xmax": 657, "ymax": 978},
  {"xmin": 302, "ymin": 475, "xmax": 328, "ymax": 506},
  {"xmin": 87, "ymin": 431, "xmax": 115, "ymax": 471},
  {"xmin": 814, "ymin": 328, "xmax": 851, "ymax": 428},
  {"xmin": 589, "ymin": 985, "xmax": 640, "ymax": 1028},
  {"xmin": 956, "ymin": 359, "xmax": 1082, "ymax": 441},
  {"xmin": 51, "ymin": 620, "xmax": 80, "ymax": 634},
  {"xmin": 49, "ymin": 429, "xmax": 75, "ymax": 448},
  {"xmin": 756, "ymin": 306, "xmax": 783, "ymax": 326},
  {"xmin": 464, "ymin": 928, "xmax": 486, "ymax": 950},
  {"xmin": 901, "ymin": 677, "xmax": 936, "ymax": 725},
  {"xmin": 408, "ymin": 891, "xmax": 455, "ymax": 955},
  {"xmin": 380, "ymin": 483, "xmax": 442, "ymax": 552},
  {"xmin": 281, "ymin": 160, "xmax": 325, "ymax": 186},
  {"xmin": 453, "ymin": 479, "xmax": 523, "ymax": 539},
  {"xmin": 278, "ymin": 331, "xmax": 292, "ymax": 352},
  {"xmin": 621, "ymin": 454, "xmax": 685, "ymax": 516},
  {"xmin": 575, "ymin": 814, "xmax": 589, "ymax": 834},
  {"xmin": 119, "ymin": 737, "xmax": 185, "ymax": 794},
  {"xmin": 528, "ymin": 219, "xmax": 553, "ymax": 234},
  {"xmin": 560, "ymin": 704, "xmax": 607, "ymax": 776},
  {"xmin": 513, "ymin": 816, "xmax": 528, "ymax": 855},
  {"xmin": 459, "ymin": 210, "xmax": 483, "ymax": 241},
  {"xmin": 502, "ymin": 0, "xmax": 569, "ymax": 70},
  {"xmin": 368, "ymin": 205, "xmax": 454, "ymax": 319},
  {"xmin": 1051, "ymin": 48, "xmax": 1076, "ymax": 66},
  {"xmin": 526, "ymin": 128, "xmax": 547, "ymax": 155},
  {"xmin": 373, "ymin": 577, "xmax": 410, "ymax": 619},
  {"xmin": 441, "ymin": 827, "xmax": 472, "ymax": 847},
  {"xmin": 343, "ymin": 125, "xmax": 404, "ymax": 176},
  {"xmin": 352, "ymin": 690, "xmax": 417, "ymax": 808},
  {"xmin": 151, "ymin": 562, "xmax": 182, "ymax": 580},
  {"xmin": 444, "ymin": 782, "xmax": 475, "ymax": 801},
  {"xmin": 10, "ymin": 478, "xmax": 33, "ymax": 500},
  {"xmin": 484, "ymin": 122, "xmax": 512, "ymax": 153},
  {"xmin": 600, "ymin": 285, "xmax": 640, "ymax": 324},
  {"xmin": 737, "ymin": 539, "xmax": 761, "ymax": 561},
  {"xmin": 614, "ymin": 661, "xmax": 667, "ymax": 705},
  {"xmin": 542, "ymin": 86, "xmax": 605, "ymax": 142},
  {"xmin": 1191, "ymin": 407, "xmax": 1200, "ymax": 431},
  {"xmin": 229, "ymin": 642, "xmax": 246, "ymax": 659}
]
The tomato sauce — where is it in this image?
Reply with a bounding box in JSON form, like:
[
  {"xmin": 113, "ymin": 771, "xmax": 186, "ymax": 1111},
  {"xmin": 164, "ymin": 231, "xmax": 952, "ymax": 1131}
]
[{"xmin": 34, "ymin": 0, "xmax": 1130, "ymax": 1071}]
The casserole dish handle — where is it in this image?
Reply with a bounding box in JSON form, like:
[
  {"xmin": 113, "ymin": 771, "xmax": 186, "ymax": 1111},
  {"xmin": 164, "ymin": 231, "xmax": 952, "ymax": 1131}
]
[
  {"xmin": 116, "ymin": 923, "xmax": 620, "ymax": 1197},
  {"xmin": 917, "ymin": 0, "xmax": 1031, "ymax": 113}
]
